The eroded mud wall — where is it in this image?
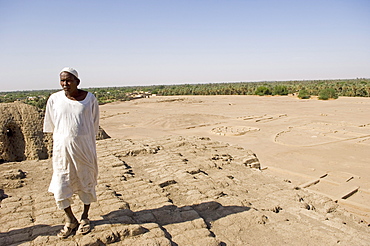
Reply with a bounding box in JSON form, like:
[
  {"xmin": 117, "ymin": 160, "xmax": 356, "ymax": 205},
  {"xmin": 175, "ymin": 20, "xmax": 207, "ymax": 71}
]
[{"xmin": 0, "ymin": 102, "xmax": 52, "ymax": 162}]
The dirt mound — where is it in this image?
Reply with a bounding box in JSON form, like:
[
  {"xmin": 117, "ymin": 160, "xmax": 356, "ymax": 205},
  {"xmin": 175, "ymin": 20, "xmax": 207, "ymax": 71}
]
[{"xmin": 0, "ymin": 102, "xmax": 52, "ymax": 162}]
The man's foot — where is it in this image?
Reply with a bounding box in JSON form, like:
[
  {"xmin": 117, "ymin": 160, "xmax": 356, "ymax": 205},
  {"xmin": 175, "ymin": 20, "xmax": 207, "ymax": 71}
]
[
  {"xmin": 57, "ymin": 221, "xmax": 79, "ymax": 239},
  {"xmin": 76, "ymin": 218, "xmax": 91, "ymax": 235}
]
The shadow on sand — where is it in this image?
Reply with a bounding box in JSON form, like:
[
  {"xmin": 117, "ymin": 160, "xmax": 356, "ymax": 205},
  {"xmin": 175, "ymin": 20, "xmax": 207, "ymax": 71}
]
[{"xmin": 1, "ymin": 201, "xmax": 250, "ymax": 245}]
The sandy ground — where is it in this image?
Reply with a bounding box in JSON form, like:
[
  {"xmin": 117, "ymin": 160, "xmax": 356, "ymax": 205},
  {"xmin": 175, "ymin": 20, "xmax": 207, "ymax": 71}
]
[
  {"xmin": 1, "ymin": 95, "xmax": 370, "ymax": 245},
  {"xmin": 100, "ymin": 95, "xmax": 370, "ymax": 221}
]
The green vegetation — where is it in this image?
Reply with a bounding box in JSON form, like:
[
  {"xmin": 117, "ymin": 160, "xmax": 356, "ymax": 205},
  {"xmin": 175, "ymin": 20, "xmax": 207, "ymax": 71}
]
[
  {"xmin": 153, "ymin": 78, "xmax": 370, "ymax": 98},
  {"xmin": 255, "ymin": 86, "xmax": 272, "ymax": 96},
  {"xmin": 1, "ymin": 78, "xmax": 369, "ymax": 110},
  {"xmin": 298, "ymin": 89, "xmax": 311, "ymax": 99},
  {"xmin": 0, "ymin": 89, "xmax": 56, "ymax": 110},
  {"xmin": 318, "ymin": 88, "xmax": 338, "ymax": 100},
  {"xmin": 272, "ymin": 85, "xmax": 288, "ymax": 96}
]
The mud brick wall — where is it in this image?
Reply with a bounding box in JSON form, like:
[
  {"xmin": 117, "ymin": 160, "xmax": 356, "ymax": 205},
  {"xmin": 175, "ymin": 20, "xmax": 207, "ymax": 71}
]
[{"xmin": 0, "ymin": 102, "xmax": 52, "ymax": 162}]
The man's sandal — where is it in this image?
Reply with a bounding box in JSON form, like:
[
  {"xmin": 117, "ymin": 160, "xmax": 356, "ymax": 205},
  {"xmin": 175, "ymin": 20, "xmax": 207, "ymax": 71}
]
[
  {"xmin": 76, "ymin": 218, "xmax": 91, "ymax": 235},
  {"xmin": 57, "ymin": 221, "xmax": 79, "ymax": 239}
]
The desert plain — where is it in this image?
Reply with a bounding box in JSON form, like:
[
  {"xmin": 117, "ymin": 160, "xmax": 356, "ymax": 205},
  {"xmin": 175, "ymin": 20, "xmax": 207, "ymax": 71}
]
[
  {"xmin": 100, "ymin": 95, "xmax": 370, "ymax": 217},
  {"xmin": 1, "ymin": 95, "xmax": 370, "ymax": 245}
]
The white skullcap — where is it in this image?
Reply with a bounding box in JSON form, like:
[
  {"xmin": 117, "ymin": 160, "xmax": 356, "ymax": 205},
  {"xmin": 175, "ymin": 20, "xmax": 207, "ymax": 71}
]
[{"xmin": 60, "ymin": 67, "xmax": 79, "ymax": 79}]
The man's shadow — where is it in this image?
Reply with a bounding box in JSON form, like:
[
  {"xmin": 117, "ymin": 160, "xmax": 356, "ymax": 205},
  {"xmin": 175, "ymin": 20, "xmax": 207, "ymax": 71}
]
[
  {"xmin": 1, "ymin": 201, "xmax": 250, "ymax": 245},
  {"xmin": 100, "ymin": 201, "xmax": 250, "ymax": 227},
  {"xmin": 98, "ymin": 201, "xmax": 250, "ymax": 245}
]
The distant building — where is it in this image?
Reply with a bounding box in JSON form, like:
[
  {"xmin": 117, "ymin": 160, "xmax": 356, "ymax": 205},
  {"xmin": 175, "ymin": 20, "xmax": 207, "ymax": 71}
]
[{"xmin": 126, "ymin": 91, "xmax": 152, "ymax": 99}]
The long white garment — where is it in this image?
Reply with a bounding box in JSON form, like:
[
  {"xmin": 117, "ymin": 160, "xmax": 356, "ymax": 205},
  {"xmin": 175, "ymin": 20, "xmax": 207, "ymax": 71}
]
[{"xmin": 43, "ymin": 91, "xmax": 99, "ymax": 202}]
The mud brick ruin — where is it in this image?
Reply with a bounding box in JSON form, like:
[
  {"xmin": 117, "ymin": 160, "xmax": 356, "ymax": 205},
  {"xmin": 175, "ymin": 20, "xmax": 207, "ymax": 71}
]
[{"xmin": 0, "ymin": 102, "xmax": 53, "ymax": 162}]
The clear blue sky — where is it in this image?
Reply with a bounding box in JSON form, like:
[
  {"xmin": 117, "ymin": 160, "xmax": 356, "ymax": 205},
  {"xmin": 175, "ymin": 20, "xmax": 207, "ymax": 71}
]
[{"xmin": 1, "ymin": 0, "xmax": 369, "ymax": 91}]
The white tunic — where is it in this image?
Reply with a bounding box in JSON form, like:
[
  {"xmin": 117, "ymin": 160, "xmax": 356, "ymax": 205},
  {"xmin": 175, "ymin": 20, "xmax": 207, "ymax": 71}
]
[{"xmin": 43, "ymin": 91, "xmax": 99, "ymax": 202}]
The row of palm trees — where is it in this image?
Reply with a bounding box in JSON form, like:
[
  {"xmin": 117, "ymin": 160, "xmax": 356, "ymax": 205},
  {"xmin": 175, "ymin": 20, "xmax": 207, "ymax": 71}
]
[
  {"xmin": 1, "ymin": 79, "xmax": 369, "ymax": 109},
  {"xmin": 155, "ymin": 79, "xmax": 370, "ymax": 97}
]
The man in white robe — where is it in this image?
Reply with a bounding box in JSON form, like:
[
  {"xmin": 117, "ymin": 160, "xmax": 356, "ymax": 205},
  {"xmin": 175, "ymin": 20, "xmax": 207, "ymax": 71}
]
[{"xmin": 43, "ymin": 67, "xmax": 99, "ymax": 238}]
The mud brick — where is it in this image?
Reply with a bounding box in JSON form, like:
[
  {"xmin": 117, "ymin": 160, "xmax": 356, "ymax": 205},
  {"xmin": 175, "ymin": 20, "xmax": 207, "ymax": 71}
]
[
  {"xmin": 2, "ymin": 196, "xmax": 21, "ymax": 203},
  {"xmin": 191, "ymin": 237, "xmax": 221, "ymax": 246},
  {"xmin": 55, "ymin": 240, "xmax": 78, "ymax": 246},
  {"xmin": 164, "ymin": 221, "xmax": 194, "ymax": 236},
  {"xmin": 171, "ymin": 233, "xmax": 188, "ymax": 245},
  {"xmin": 34, "ymin": 214, "xmax": 59, "ymax": 225},
  {"xmin": 100, "ymin": 205, "xmax": 127, "ymax": 215},
  {"xmin": 0, "ymin": 212, "xmax": 16, "ymax": 224},
  {"xmin": 134, "ymin": 211, "xmax": 156, "ymax": 224},
  {"xmin": 149, "ymin": 237, "xmax": 172, "ymax": 246},
  {"xmin": 0, "ymin": 202, "xmax": 20, "ymax": 210},
  {"xmin": 104, "ymin": 208, "xmax": 134, "ymax": 219},
  {"xmin": 20, "ymin": 195, "xmax": 33, "ymax": 203},
  {"xmin": 31, "ymin": 225, "xmax": 52, "ymax": 237},
  {"xmin": 83, "ymin": 230, "xmax": 120, "ymax": 245},
  {"xmin": 140, "ymin": 225, "xmax": 167, "ymax": 239},
  {"xmin": 152, "ymin": 208, "xmax": 183, "ymax": 225},
  {"xmin": 14, "ymin": 241, "xmax": 32, "ymax": 246},
  {"xmin": 113, "ymin": 238, "xmax": 147, "ymax": 246},
  {"xmin": 180, "ymin": 209, "xmax": 199, "ymax": 221},
  {"xmin": 21, "ymin": 241, "xmax": 34, "ymax": 246},
  {"xmin": 6, "ymin": 232, "xmax": 30, "ymax": 245},
  {"xmin": 145, "ymin": 201, "xmax": 173, "ymax": 211},
  {"xmin": 174, "ymin": 228, "xmax": 213, "ymax": 243},
  {"xmin": 33, "ymin": 201, "xmax": 57, "ymax": 211},
  {"xmin": 191, "ymin": 218, "xmax": 208, "ymax": 229},
  {"xmin": 185, "ymin": 193, "xmax": 208, "ymax": 203},
  {"xmin": 123, "ymin": 181, "xmax": 147, "ymax": 190},
  {"xmin": 0, "ymin": 237, "xmax": 9, "ymax": 246},
  {"xmin": 96, "ymin": 192, "xmax": 115, "ymax": 201},
  {"xmin": 143, "ymin": 192, "xmax": 162, "ymax": 200},
  {"xmin": 98, "ymin": 197, "xmax": 124, "ymax": 206},
  {"xmin": 86, "ymin": 209, "xmax": 102, "ymax": 220},
  {"xmin": 109, "ymin": 215, "xmax": 135, "ymax": 224},
  {"xmin": 127, "ymin": 224, "xmax": 148, "ymax": 237},
  {"xmin": 20, "ymin": 218, "xmax": 35, "ymax": 228},
  {"xmin": 34, "ymin": 206, "xmax": 58, "ymax": 216},
  {"xmin": 135, "ymin": 194, "xmax": 159, "ymax": 203},
  {"xmin": 6, "ymin": 220, "xmax": 33, "ymax": 233}
]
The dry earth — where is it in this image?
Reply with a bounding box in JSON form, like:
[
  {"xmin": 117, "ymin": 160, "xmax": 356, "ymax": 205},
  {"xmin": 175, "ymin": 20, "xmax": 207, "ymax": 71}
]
[
  {"xmin": 1, "ymin": 95, "xmax": 370, "ymax": 245},
  {"xmin": 99, "ymin": 95, "xmax": 370, "ymax": 221}
]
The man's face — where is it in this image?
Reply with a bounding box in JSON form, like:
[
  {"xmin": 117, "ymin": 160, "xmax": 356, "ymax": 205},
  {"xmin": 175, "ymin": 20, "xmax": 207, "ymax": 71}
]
[{"xmin": 60, "ymin": 72, "xmax": 79, "ymax": 93}]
